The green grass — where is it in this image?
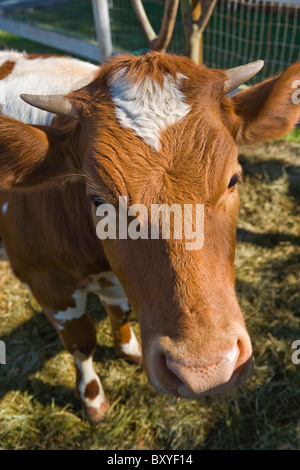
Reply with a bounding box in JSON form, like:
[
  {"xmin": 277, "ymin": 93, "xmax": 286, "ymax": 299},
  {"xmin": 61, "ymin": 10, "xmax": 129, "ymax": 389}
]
[
  {"xmin": 11, "ymin": 0, "xmax": 96, "ymax": 42},
  {"xmin": 280, "ymin": 127, "xmax": 300, "ymax": 144},
  {"xmin": 0, "ymin": 133, "xmax": 299, "ymax": 450},
  {"xmin": 0, "ymin": 30, "xmax": 66, "ymax": 56},
  {"xmin": 0, "ymin": 29, "xmax": 98, "ymax": 63}
]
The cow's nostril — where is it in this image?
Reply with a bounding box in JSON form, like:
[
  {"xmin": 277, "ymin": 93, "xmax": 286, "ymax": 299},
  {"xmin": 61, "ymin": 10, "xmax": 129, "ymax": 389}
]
[
  {"xmin": 157, "ymin": 352, "xmax": 185, "ymax": 393},
  {"xmin": 148, "ymin": 334, "xmax": 253, "ymax": 399},
  {"xmin": 164, "ymin": 343, "xmax": 240, "ymax": 397},
  {"xmin": 156, "ymin": 341, "xmax": 251, "ymax": 397},
  {"xmin": 233, "ymin": 339, "xmax": 253, "ymax": 381}
]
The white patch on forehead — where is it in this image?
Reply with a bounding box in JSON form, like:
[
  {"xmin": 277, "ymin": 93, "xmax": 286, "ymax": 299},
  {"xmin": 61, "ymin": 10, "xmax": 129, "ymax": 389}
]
[
  {"xmin": 2, "ymin": 202, "xmax": 8, "ymax": 214},
  {"xmin": 54, "ymin": 290, "xmax": 87, "ymax": 328},
  {"xmin": 109, "ymin": 70, "xmax": 191, "ymax": 152},
  {"xmin": 120, "ymin": 327, "xmax": 141, "ymax": 357},
  {"xmin": 75, "ymin": 356, "xmax": 105, "ymax": 409}
]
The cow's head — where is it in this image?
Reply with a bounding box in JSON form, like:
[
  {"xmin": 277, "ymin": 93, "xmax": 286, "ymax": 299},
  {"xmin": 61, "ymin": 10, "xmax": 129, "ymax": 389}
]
[{"xmin": 0, "ymin": 53, "xmax": 299, "ymax": 398}]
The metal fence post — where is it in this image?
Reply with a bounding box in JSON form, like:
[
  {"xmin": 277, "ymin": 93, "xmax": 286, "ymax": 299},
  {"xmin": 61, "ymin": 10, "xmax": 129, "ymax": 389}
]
[{"xmin": 91, "ymin": 0, "xmax": 113, "ymax": 62}]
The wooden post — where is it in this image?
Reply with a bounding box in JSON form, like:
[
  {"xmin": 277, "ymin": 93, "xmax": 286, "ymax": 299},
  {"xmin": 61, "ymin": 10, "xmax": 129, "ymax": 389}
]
[
  {"xmin": 180, "ymin": 0, "xmax": 216, "ymax": 65},
  {"xmin": 180, "ymin": 0, "xmax": 191, "ymax": 57},
  {"xmin": 131, "ymin": 0, "xmax": 179, "ymax": 52},
  {"xmin": 91, "ymin": 0, "xmax": 113, "ymax": 62},
  {"xmin": 192, "ymin": 0, "xmax": 203, "ymax": 64}
]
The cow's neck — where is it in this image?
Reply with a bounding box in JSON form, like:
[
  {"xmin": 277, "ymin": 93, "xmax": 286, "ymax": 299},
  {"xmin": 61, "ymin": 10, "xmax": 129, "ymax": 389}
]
[{"xmin": 1, "ymin": 180, "xmax": 110, "ymax": 280}]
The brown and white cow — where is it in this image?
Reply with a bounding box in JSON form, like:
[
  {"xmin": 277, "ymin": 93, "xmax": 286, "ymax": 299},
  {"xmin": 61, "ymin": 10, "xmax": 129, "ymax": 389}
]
[{"xmin": 0, "ymin": 51, "xmax": 299, "ymax": 424}]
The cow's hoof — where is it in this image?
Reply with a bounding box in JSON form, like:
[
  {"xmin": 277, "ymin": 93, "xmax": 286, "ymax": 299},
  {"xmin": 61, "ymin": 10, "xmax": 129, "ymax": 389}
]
[
  {"xmin": 125, "ymin": 352, "xmax": 143, "ymax": 365},
  {"xmin": 84, "ymin": 396, "xmax": 110, "ymax": 426},
  {"xmin": 116, "ymin": 344, "xmax": 143, "ymax": 365}
]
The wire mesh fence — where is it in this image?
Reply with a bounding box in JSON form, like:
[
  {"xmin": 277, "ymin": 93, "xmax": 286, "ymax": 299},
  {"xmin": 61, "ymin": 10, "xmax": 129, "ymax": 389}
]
[
  {"xmin": 204, "ymin": 0, "xmax": 300, "ymax": 82},
  {"xmin": 108, "ymin": 0, "xmax": 186, "ymax": 55},
  {"xmin": 108, "ymin": 0, "xmax": 300, "ymax": 82},
  {"xmin": 0, "ymin": 0, "xmax": 298, "ymax": 82}
]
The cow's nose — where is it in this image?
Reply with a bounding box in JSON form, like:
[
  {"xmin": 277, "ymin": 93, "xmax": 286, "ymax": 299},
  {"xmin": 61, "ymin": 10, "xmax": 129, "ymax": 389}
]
[{"xmin": 150, "ymin": 339, "xmax": 252, "ymax": 398}]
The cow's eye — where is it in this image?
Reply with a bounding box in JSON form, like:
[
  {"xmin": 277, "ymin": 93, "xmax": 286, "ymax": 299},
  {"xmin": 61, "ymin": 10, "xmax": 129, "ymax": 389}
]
[
  {"xmin": 228, "ymin": 175, "xmax": 238, "ymax": 189},
  {"xmin": 91, "ymin": 196, "xmax": 104, "ymax": 207}
]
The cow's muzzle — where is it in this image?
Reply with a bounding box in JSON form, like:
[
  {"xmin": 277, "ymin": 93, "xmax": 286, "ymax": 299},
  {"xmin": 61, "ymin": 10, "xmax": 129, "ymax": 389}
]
[{"xmin": 146, "ymin": 333, "xmax": 253, "ymax": 398}]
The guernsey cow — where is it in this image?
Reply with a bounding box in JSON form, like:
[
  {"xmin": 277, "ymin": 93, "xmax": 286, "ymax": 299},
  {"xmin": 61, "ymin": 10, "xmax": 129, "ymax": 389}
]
[{"xmin": 0, "ymin": 51, "xmax": 299, "ymax": 424}]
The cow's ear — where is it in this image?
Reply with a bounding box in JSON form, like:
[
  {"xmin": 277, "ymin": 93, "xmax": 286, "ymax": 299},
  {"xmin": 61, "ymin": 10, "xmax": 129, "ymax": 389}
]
[
  {"xmin": 229, "ymin": 62, "xmax": 300, "ymax": 145},
  {"xmin": 0, "ymin": 114, "xmax": 79, "ymax": 189}
]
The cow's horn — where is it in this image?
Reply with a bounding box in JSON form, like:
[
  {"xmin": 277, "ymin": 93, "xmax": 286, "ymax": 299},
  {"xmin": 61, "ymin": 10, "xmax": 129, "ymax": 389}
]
[
  {"xmin": 20, "ymin": 94, "xmax": 78, "ymax": 118},
  {"xmin": 224, "ymin": 60, "xmax": 264, "ymax": 94}
]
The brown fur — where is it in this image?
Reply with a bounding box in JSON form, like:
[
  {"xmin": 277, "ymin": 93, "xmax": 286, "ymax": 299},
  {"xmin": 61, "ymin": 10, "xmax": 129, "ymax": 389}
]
[
  {"xmin": 103, "ymin": 301, "xmax": 142, "ymax": 364},
  {"xmin": 26, "ymin": 54, "xmax": 56, "ymax": 60},
  {"xmin": 84, "ymin": 380, "xmax": 100, "ymax": 400},
  {"xmin": 0, "ymin": 60, "xmax": 15, "ymax": 80},
  {"xmin": 0, "ymin": 52, "xmax": 299, "ymax": 417}
]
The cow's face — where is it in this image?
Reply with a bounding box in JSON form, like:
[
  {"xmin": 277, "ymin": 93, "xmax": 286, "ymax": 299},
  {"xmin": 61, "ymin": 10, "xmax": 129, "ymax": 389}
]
[
  {"xmin": 79, "ymin": 54, "xmax": 252, "ymax": 398},
  {"xmin": 3, "ymin": 53, "xmax": 299, "ymax": 399}
]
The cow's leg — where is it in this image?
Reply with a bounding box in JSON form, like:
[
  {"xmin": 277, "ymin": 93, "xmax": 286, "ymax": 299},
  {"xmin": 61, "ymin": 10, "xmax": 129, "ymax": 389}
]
[
  {"xmin": 89, "ymin": 272, "xmax": 142, "ymax": 364},
  {"xmin": 42, "ymin": 290, "xmax": 109, "ymax": 425},
  {"xmin": 102, "ymin": 300, "xmax": 142, "ymax": 364},
  {"xmin": 0, "ymin": 238, "xmax": 8, "ymax": 260}
]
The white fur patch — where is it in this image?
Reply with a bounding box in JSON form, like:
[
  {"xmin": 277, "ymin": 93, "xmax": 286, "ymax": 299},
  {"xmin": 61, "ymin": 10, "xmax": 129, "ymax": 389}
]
[
  {"xmin": 2, "ymin": 202, "xmax": 8, "ymax": 214},
  {"xmin": 0, "ymin": 51, "xmax": 98, "ymax": 125},
  {"xmin": 75, "ymin": 356, "xmax": 105, "ymax": 409},
  {"xmin": 54, "ymin": 290, "xmax": 87, "ymax": 329},
  {"xmin": 120, "ymin": 327, "xmax": 141, "ymax": 357},
  {"xmin": 109, "ymin": 70, "xmax": 190, "ymax": 152},
  {"xmin": 100, "ymin": 296, "xmax": 130, "ymax": 311},
  {"xmin": 88, "ymin": 271, "xmax": 130, "ymax": 312}
]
